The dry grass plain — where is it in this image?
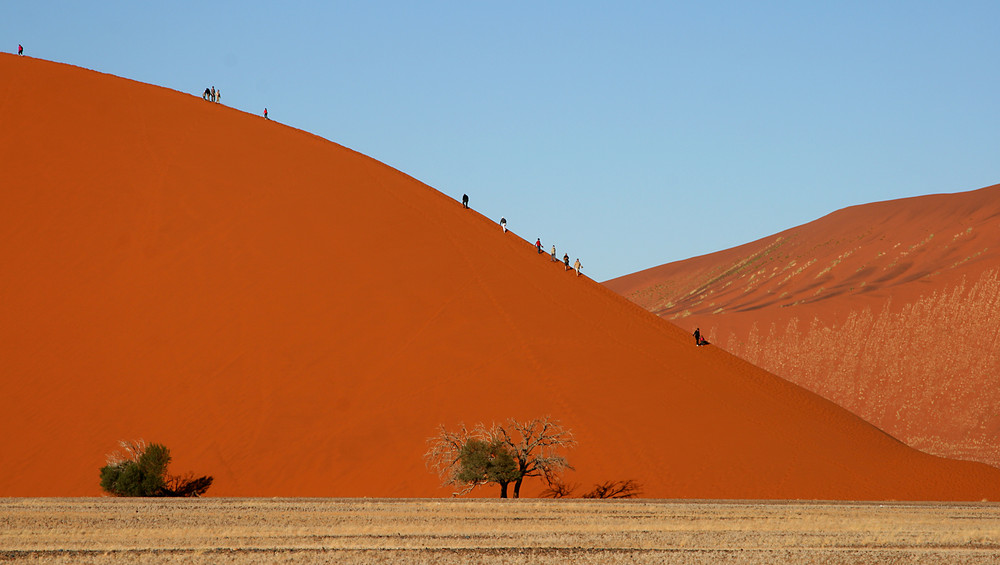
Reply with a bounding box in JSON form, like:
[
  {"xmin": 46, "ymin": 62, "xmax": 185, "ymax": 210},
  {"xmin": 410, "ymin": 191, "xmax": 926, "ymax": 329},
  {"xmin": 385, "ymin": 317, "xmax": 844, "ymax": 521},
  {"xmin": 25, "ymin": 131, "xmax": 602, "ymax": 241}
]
[{"xmin": 2, "ymin": 498, "xmax": 999, "ymax": 564}]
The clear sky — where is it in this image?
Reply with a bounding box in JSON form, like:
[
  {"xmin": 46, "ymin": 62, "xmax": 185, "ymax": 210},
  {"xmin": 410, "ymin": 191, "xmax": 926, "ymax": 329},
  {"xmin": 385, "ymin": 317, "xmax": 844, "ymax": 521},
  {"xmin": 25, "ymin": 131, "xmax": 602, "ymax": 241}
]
[{"xmin": 5, "ymin": 1, "xmax": 998, "ymax": 281}]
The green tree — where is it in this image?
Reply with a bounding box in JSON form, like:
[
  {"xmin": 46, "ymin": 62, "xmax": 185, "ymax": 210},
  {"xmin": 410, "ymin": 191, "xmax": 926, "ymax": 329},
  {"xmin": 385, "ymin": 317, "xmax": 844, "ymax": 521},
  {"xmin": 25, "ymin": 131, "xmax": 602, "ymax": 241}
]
[
  {"xmin": 456, "ymin": 438, "xmax": 520, "ymax": 498},
  {"xmin": 99, "ymin": 440, "xmax": 213, "ymax": 497},
  {"xmin": 425, "ymin": 417, "xmax": 575, "ymax": 498}
]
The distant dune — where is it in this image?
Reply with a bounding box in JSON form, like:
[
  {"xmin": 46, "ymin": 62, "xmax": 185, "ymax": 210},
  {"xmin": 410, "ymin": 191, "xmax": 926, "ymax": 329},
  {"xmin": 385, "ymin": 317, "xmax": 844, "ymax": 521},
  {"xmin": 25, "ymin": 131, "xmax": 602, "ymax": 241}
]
[
  {"xmin": 607, "ymin": 184, "xmax": 1000, "ymax": 469},
  {"xmin": 2, "ymin": 54, "xmax": 999, "ymax": 499}
]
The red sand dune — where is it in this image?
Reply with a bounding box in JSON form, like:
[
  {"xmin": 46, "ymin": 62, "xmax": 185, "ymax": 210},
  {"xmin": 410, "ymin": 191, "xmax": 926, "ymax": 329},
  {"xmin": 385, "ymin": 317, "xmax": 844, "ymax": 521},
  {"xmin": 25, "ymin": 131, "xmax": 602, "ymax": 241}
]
[
  {"xmin": 2, "ymin": 54, "xmax": 999, "ymax": 500},
  {"xmin": 607, "ymin": 184, "xmax": 1000, "ymax": 469}
]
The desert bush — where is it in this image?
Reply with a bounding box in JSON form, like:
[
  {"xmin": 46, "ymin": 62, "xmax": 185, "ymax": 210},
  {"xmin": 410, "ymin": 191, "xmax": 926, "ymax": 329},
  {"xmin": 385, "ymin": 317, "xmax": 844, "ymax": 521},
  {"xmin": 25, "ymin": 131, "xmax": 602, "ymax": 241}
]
[
  {"xmin": 539, "ymin": 478, "xmax": 579, "ymax": 498},
  {"xmin": 100, "ymin": 440, "xmax": 213, "ymax": 497},
  {"xmin": 582, "ymin": 479, "xmax": 643, "ymax": 499}
]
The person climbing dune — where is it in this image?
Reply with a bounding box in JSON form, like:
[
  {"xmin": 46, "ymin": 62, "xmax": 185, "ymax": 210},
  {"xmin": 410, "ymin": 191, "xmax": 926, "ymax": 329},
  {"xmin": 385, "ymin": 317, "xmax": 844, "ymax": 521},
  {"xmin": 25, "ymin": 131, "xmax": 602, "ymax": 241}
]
[{"xmin": 535, "ymin": 238, "xmax": 543, "ymax": 254}]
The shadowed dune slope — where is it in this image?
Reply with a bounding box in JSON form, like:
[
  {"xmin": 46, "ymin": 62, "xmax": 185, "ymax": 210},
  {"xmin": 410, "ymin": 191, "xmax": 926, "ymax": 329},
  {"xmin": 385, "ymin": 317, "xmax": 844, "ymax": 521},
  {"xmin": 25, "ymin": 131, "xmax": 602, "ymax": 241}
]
[
  {"xmin": 2, "ymin": 55, "xmax": 999, "ymax": 499},
  {"xmin": 607, "ymin": 184, "xmax": 1000, "ymax": 469}
]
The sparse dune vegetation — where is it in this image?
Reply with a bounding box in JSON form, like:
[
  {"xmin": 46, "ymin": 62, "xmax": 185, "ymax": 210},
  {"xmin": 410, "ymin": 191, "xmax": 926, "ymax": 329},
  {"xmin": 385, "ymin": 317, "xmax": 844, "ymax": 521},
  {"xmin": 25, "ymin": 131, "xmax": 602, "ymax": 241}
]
[{"xmin": 719, "ymin": 269, "xmax": 1000, "ymax": 466}]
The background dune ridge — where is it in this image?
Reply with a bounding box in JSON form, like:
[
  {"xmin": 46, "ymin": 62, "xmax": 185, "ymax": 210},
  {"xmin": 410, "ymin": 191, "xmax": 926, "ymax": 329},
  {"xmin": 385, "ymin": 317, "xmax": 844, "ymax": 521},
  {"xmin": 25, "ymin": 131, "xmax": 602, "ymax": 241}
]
[
  {"xmin": 2, "ymin": 54, "xmax": 998, "ymax": 499},
  {"xmin": 607, "ymin": 184, "xmax": 1000, "ymax": 469}
]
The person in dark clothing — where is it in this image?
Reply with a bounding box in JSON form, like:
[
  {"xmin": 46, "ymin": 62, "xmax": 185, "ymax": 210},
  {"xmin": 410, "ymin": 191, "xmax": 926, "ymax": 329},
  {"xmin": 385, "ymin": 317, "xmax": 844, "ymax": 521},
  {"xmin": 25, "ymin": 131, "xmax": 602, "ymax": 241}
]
[
  {"xmin": 264, "ymin": 108, "xmax": 269, "ymax": 119},
  {"xmin": 18, "ymin": 44, "xmax": 23, "ymax": 56},
  {"xmin": 535, "ymin": 238, "xmax": 543, "ymax": 254},
  {"xmin": 563, "ymin": 253, "xmax": 570, "ymax": 270},
  {"xmin": 694, "ymin": 328, "xmax": 701, "ymax": 346},
  {"xmin": 500, "ymin": 217, "xmax": 507, "ymax": 233},
  {"xmin": 462, "ymin": 194, "xmax": 469, "ymax": 208}
]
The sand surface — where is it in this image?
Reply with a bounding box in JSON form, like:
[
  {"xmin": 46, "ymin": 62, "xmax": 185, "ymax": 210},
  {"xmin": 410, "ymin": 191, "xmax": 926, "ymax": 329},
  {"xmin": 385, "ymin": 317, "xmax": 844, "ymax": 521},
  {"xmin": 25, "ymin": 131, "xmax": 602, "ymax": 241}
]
[
  {"xmin": 3, "ymin": 498, "xmax": 999, "ymax": 564},
  {"xmin": 606, "ymin": 184, "xmax": 1000, "ymax": 469},
  {"xmin": 2, "ymin": 54, "xmax": 1000, "ymax": 500}
]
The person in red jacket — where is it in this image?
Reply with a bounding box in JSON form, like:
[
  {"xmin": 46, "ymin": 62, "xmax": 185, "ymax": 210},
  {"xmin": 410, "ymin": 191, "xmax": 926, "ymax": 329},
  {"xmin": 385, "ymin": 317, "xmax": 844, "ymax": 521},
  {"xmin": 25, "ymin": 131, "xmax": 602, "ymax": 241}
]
[
  {"xmin": 535, "ymin": 238, "xmax": 543, "ymax": 254},
  {"xmin": 18, "ymin": 44, "xmax": 23, "ymax": 56}
]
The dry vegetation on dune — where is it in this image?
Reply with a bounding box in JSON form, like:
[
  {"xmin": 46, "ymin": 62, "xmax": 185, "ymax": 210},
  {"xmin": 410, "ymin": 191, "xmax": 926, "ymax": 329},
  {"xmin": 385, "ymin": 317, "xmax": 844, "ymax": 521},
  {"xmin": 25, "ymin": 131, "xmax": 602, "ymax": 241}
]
[
  {"xmin": 714, "ymin": 269, "xmax": 1000, "ymax": 466},
  {"xmin": 3, "ymin": 499, "xmax": 999, "ymax": 564}
]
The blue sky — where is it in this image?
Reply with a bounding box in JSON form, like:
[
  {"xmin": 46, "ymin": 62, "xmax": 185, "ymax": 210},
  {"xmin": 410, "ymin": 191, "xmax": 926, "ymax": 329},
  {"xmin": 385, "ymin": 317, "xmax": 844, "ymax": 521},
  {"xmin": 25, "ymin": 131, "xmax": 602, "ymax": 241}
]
[{"xmin": 5, "ymin": 1, "xmax": 998, "ymax": 281}]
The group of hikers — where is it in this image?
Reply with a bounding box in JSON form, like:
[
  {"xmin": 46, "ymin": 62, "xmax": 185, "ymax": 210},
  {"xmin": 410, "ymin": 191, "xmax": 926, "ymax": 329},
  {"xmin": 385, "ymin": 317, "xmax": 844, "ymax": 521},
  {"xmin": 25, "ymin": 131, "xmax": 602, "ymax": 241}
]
[
  {"xmin": 202, "ymin": 86, "xmax": 221, "ymax": 103},
  {"xmin": 199, "ymin": 86, "xmax": 270, "ymax": 120},
  {"xmin": 535, "ymin": 238, "xmax": 582, "ymax": 276},
  {"xmin": 461, "ymin": 195, "xmax": 583, "ymax": 277}
]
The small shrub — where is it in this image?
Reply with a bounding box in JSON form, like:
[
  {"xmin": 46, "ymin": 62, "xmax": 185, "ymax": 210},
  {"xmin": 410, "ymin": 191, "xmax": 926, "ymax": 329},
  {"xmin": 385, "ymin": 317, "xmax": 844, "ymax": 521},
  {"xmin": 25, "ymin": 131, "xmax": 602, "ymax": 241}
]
[
  {"xmin": 99, "ymin": 440, "xmax": 212, "ymax": 497},
  {"xmin": 582, "ymin": 479, "xmax": 642, "ymax": 499}
]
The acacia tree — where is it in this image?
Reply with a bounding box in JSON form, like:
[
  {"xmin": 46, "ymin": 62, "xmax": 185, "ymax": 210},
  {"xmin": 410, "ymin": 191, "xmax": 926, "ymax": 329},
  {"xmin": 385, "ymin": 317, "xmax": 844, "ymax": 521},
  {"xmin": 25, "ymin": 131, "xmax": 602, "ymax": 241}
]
[
  {"xmin": 425, "ymin": 417, "xmax": 575, "ymax": 498},
  {"xmin": 498, "ymin": 417, "xmax": 576, "ymax": 498}
]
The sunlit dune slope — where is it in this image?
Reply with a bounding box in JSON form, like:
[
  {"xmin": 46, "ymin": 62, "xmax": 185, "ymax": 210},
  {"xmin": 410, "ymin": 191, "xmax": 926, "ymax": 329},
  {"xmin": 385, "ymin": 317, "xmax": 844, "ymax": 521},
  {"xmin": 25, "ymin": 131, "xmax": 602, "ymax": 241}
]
[
  {"xmin": 2, "ymin": 54, "xmax": 999, "ymax": 499},
  {"xmin": 607, "ymin": 184, "xmax": 1000, "ymax": 469}
]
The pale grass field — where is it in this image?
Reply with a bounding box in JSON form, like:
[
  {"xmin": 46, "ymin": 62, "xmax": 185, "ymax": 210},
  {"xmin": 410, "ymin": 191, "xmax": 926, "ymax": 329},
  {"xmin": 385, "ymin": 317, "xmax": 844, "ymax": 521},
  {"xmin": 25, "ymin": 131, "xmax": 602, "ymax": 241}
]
[{"xmin": 2, "ymin": 498, "xmax": 999, "ymax": 564}]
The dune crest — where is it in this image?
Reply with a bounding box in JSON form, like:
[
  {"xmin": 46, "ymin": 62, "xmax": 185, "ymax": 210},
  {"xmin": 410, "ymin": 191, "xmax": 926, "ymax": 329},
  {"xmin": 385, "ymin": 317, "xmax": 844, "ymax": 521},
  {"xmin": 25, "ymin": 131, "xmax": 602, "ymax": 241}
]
[{"xmin": 2, "ymin": 54, "xmax": 999, "ymax": 499}]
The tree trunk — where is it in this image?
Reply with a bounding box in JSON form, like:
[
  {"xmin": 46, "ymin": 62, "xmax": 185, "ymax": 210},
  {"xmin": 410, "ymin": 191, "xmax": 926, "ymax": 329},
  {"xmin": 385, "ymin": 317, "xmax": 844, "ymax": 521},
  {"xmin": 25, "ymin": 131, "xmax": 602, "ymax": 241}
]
[
  {"xmin": 499, "ymin": 482, "xmax": 509, "ymax": 498},
  {"xmin": 513, "ymin": 476, "xmax": 523, "ymax": 498}
]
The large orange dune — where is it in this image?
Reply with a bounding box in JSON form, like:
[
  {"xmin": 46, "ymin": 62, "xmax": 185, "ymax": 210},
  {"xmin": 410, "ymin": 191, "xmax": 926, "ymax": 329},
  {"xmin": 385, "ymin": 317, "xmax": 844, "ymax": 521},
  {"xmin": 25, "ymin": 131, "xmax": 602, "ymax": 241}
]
[
  {"xmin": 2, "ymin": 54, "xmax": 999, "ymax": 500},
  {"xmin": 607, "ymin": 184, "xmax": 1000, "ymax": 469}
]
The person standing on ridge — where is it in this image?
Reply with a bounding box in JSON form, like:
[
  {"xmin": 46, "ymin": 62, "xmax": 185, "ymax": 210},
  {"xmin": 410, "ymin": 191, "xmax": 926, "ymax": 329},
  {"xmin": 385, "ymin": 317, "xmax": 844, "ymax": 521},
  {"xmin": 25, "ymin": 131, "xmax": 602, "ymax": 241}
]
[
  {"xmin": 500, "ymin": 217, "xmax": 507, "ymax": 233},
  {"xmin": 216, "ymin": 89, "xmax": 221, "ymax": 104},
  {"xmin": 210, "ymin": 86, "xmax": 216, "ymax": 102},
  {"xmin": 264, "ymin": 108, "xmax": 269, "ymax": 119},
  {"xmin": 573, "ymin": 258, "xmax": 582, "ymax": 276},
  {"xmin": 693, "ymin": 328, "xmax": 701, "ymax": 346},
  {"xmin": 535, "ymin": 238, "xmax": 543, "ymax": 254},
  {"xmin": 563, "ymin": 253, "xmax": 570, "ymax": 270},
  {"xmin": 462, "ymin": 194, "xmax": 469, "ymax": 209},
  {"xmin": 18, "ymin": 44, "xmax": 23, "ymax": 56},
  {"xmin": 550, "ymin": 245, "xmax": 557, "ymax": 262}
]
